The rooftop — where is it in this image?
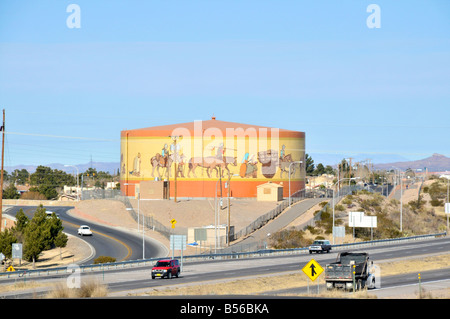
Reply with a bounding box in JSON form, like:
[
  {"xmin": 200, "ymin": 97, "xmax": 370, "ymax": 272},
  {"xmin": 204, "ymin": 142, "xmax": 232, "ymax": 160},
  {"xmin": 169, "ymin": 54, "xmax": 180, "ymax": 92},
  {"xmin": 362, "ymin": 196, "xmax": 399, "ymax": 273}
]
[{"xmin": 121, "ymin": 117, "xmax": 304, "ymax": 138}]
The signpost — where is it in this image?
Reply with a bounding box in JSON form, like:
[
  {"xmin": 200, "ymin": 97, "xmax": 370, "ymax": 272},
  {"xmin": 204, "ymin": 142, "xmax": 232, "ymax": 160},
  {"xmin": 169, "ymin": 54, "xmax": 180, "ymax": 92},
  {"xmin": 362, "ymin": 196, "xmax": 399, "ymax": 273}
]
[
  {"xmin": 445, "ymin": 203, "xmax": 449, "ymax": 229},
  {"xmin": 12, "ymin": 243, "xmax": 22, "ymax": 266},
  {"xmin": 333, "ymin": 226, "xmax": 345, "ymax": 242},
  {"xmin": 170, "ymin": 234, "xmax": 186, "ymax": 271},
  {"xmin": 302, "ymin": 259, "xmax": 324, "ymax": 294},
  {"xmin": 349, "ymin": 211, "xmax": 377, "ymax": 240}
]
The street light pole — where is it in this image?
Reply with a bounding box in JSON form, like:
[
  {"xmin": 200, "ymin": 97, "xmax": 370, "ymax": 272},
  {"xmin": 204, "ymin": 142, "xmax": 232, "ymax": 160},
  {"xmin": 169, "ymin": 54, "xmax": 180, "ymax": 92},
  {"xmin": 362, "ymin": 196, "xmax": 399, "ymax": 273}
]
[
  {"xmin": 400, "ymin": 172, "xmax": 403, "ymax": 232},
  {"xmin": 215, "ymin": 178, "xmax": 220, "ymax": 254},
  {"xmin": 289, "ymin": 161, "xmax": 303, "ymax": 207},
  {"xmin": 332, "ymin": 177, "xmax": 360, "ymax": 245},
  {"xmin": 169, "ymin": 135, "xmax": 181, "ymax": 203},
  {"xmin": 391, "ymin": 167, "xmax": 404, "ymax": 233},
  {"xmin": 227, "ymin": 173, "xmax": 239, "ymax": 246},
  {"xmin": 64, "ymin": 165, "xmax": 79, "ymax": 201}
]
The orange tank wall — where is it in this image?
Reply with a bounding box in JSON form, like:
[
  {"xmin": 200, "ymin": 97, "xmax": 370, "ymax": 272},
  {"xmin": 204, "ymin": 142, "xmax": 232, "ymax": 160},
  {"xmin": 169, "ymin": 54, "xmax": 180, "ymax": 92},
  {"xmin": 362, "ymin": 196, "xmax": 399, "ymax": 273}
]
[
  {"xmin": 120, "ymin": 119, "xmax": 305, "ymax": 199},
  {"xmin": 121, "ymin": 179, "xmax": 304, "ymax": 199}
]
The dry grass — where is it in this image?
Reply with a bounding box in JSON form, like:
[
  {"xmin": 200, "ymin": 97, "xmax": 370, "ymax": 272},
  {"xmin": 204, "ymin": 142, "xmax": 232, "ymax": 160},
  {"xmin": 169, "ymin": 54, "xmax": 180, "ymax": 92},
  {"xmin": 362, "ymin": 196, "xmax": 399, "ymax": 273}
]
[
  {"xmin": 137, "ymin": 254, "xmax": 450, "ymax": 298},
  {"xmin": 137, "ymin": 273, "xmax": 375, "ymax": 298},
  {"xmin": 142, "ymin": 273, "xmax": 309, "ymax": 296},
  {"xmin": 0, "ymin": 280, "xmax": 47, "ymax": 293},
  {"xmin": 45, "ymin": 279, "xmax": 108, "ymax": 298},
  {"xmin": 379, "ymin": 253, "xmax": 450, "ymax": 276}
]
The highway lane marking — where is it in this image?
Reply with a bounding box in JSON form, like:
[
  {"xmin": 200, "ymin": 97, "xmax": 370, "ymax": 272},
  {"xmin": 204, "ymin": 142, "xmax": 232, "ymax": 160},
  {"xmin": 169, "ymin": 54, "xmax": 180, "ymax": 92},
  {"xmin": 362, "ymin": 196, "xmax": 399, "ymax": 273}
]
[
  {"xmin": 373, "ymin": 278, "xmax": 450, "ymax": 292},
  {"xmin": 5, "ymin": 207, "xmax": 133, "ymax": 262},
  {"xmin": 62, "ymin": 220, "xmax": 133, "ymax": 262}
]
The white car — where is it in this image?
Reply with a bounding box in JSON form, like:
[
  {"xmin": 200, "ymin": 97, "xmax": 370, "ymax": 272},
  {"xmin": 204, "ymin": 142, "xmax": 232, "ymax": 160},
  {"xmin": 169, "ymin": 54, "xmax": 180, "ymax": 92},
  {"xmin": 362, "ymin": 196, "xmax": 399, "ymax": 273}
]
[
  {"xmin": 77, "ymin": 225, "xmax": 93, "ymax": 236},
  {"xmin": 46, "ymin": 211, "xmax": 60, "ymax": 219}
]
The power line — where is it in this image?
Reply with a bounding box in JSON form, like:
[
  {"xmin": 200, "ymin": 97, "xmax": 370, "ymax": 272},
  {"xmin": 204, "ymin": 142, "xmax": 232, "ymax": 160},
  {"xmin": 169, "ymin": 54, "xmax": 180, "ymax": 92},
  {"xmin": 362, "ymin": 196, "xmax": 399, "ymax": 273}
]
[{"xmin": 6, "ymin": 131, "xmax": 118, "ymax": 142}]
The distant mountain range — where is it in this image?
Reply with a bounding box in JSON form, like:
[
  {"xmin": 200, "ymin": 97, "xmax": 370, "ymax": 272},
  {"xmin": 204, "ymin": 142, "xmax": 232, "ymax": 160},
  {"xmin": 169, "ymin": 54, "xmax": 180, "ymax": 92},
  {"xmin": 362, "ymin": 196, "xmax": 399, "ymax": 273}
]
[
  {"xmin": 373, "ymin": 153, "xmax": 450, "ymax": 172},
  {"xmin": 5, "ymin": 162, "xmax": 120, "ymax": 175},
  {"xmin": 306, "ymin": 152, "xmax": 450, "ymax": 173},
  {"xmin": 309, "ymin": 153, "xmax": 410, "ymax": 167},
  {"xmin": 4, "ymin": 153, "xmax": 450, "ymax": 175}
]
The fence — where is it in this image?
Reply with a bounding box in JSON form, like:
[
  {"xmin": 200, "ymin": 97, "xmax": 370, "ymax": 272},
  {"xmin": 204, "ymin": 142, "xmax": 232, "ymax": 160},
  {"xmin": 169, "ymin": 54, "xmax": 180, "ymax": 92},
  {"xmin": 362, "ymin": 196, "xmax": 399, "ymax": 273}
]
[
  {"xmin": 80, "ymin": 188, "xmax": 324, "ymax": 244},
  {"xmin": 81, "ymin": 189, "xmax": 121, "ymax": 200},
  {"xmin": 79, "ymin": 183, "xmax": 387, "ymax": 252},
  {"xmin": 219, "ymin": 188, "xmax": 329, "ymax": 245},
  {"xmin": 0, "ymin": 231, "xmax": 446, "ymax": 280}
]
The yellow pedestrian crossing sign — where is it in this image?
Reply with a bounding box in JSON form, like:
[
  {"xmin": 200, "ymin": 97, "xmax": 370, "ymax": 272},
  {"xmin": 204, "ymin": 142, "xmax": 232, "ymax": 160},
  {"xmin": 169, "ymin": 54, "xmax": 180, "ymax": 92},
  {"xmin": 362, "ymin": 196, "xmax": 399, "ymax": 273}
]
[{"xmin": 302, "ymin": 259, "xmax": 323, "ymax": 281}]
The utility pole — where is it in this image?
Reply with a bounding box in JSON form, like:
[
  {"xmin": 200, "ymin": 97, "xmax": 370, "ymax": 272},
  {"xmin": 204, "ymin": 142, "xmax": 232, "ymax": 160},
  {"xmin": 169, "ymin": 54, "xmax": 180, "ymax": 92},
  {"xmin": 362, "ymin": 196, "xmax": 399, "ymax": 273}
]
[
  {"xmin": 169, "ymin": 135, "xmax": 180, "ymax": 203},
  {"xmin": 227, "ymin": 173, "xmax": 231, "ymax": 246},
  {"xmin": 0, "ymin": 109, "xmax": 4, "ymax": 231},
  {"xmin": 348, "ymin": 157, "xmax": 353, "ymax": 177}
]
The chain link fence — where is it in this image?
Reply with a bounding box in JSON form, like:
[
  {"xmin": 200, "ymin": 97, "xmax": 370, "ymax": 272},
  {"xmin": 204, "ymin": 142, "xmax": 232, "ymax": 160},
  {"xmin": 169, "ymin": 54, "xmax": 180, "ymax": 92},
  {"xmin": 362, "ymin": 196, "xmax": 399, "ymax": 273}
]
[
  {"xmin": 80, "ymin": 188, "xmax": 325, "ymax": 243},
  {"xmin": 80, "ymin": 183, "xmax": 378, "ymax": 251}
]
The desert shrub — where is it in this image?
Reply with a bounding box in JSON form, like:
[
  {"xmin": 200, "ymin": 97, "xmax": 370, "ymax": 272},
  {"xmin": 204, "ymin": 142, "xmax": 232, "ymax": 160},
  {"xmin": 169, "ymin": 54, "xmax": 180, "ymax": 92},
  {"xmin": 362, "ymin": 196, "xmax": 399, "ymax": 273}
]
[
  {"xmin": 408, "ymin": 195, "xmax": 425, "ymax": 213},
  {"xmin": 430, "ymin": 198, "xmax": 443, "ymax": 207},
  {"xmin": 359, "ymin": 193, "xmax": 384, "ymax": 213},
  {"xmin": 428, "ymin": 180, "xmax": 447, "ymax": 202},
  {"xmin": 93, "ymin": 256, "xmax": 116, "ymax": 264},
  {"xmin": 306, "ymin": 225, "xmax": 321, "ymax": 235},
  {"xmin": 269, "ymin": 229, "xmax": 312, "ymax": 249},
  {"xmin": 46, "ymin": 280, "xmax": 108, "ymax": 298},
  {"xmin": 342, "ymin": 196, "xmax": 353, "ymax": 205},
  {"xmin": 319, "ymin": 201, "xmax": 328, "ymax": 208},
  {"xmin": 20, "ymin": 191, "xmax": 47, "ymax": 200}
]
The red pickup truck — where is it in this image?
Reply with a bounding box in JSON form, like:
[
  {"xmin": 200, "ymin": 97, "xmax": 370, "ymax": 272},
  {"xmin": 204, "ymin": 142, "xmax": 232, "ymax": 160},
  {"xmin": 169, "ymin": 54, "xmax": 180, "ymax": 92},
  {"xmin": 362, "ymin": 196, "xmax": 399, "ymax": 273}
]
[{"xmin": 151, "ymin": 259, "xmax": 180, "ymax": 279}]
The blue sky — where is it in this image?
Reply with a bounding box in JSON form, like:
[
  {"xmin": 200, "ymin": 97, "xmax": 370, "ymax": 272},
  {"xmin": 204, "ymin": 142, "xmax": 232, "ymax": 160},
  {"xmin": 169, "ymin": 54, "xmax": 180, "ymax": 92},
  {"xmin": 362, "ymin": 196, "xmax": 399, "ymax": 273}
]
[{"xmin": 0, "ymin": 0, "xmax": 449, "ymax": 168}]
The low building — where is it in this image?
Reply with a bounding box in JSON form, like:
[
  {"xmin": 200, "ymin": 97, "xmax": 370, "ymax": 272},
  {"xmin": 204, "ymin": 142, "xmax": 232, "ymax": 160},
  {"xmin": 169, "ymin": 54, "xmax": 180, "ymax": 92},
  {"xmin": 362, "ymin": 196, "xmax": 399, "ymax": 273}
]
[{"xmin": 256, "ymin": 182, "xmax": 283, "ymax": 201}]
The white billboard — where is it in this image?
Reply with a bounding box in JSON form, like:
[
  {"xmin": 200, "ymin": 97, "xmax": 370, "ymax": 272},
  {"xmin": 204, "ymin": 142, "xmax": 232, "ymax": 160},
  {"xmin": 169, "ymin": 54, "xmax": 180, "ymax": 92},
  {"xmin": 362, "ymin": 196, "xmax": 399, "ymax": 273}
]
[{"xmin": 349, "ymin": 212, "xmax": 377, "ymax": 228}]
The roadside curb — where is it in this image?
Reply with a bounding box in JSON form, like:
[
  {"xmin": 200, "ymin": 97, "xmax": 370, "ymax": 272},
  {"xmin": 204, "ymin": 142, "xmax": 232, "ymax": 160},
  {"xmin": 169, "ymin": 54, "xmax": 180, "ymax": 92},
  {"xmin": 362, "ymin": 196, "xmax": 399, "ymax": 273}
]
[{"xmin": 67, "ymin": 208, "xmax": 170, "ymax": 258}]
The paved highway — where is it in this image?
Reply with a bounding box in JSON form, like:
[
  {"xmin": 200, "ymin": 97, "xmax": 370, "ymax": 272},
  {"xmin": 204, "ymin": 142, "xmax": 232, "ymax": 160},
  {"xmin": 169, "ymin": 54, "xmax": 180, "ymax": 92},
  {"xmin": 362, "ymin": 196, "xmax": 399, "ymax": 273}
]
[
  {"xmin": 1, "ymin": 236, "xmax": 448, "ymax": 298},
  {"xmin": 4, "ymin": 205, "xmax": 168, "ymax": 264},
  {"xmin": 107, "ymin": 236, "xmax": 450, "ymax": 296}
]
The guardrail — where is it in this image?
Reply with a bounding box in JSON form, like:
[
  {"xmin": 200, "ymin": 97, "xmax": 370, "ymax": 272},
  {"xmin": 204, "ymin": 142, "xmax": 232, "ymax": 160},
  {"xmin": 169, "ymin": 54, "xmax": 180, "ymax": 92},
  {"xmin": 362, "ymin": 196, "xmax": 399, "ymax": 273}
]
[{"xmin": 0, "ymin": 231, "xmax": 446, "ymax": 280}]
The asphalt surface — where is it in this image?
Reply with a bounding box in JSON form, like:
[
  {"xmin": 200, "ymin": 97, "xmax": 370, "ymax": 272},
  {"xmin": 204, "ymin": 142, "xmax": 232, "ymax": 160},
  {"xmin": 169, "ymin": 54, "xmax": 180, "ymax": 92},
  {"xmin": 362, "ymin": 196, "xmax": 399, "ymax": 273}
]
[
  {"xmin": 222, "ymin": 197, "xmax": 325, "ymax": 253},
  {"xmin": 3, "ymin": 205, "xmax": 168, "ymax": 264},
  {"xmin": 1, "ymin": 199, "xmax": 448, "ymax": 299},
  {"xmin": 1, "ymin": 235, "xmax": 448, "ymax": 298},
  {"xmin": 106, "ymin": 236, "xmax": 450, "ymax": 296}
]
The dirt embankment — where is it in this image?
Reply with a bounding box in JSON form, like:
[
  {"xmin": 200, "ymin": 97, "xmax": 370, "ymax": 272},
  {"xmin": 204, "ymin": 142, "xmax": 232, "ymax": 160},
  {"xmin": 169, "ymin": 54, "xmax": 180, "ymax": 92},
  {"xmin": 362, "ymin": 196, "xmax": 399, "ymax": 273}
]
[{"xmin": 2, "ymin": 198, "xmax": 282, "ymax": 269}]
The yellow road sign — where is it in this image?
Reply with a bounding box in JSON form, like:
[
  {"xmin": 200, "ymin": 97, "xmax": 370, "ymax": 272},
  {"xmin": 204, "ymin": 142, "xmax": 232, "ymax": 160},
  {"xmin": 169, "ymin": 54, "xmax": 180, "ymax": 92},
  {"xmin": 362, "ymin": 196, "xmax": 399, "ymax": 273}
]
[
  {"xmin": 7, "ymin": 265, "xmax": 15, "ymax": 272},
  {"xmin": 170, "ymin": 219, "xmax": 177, "ymax": 229},
  {"xmin": 302, "ymin": 259, "xmax": 324, "ymax": 281}
]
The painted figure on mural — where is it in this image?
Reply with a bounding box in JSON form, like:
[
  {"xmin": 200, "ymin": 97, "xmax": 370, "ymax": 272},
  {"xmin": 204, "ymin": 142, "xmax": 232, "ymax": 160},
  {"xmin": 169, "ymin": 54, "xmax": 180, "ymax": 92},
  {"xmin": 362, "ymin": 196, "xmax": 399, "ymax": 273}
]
[
  {"xmin": 257, "ymin": 149, "xmax": 278, "ymax": 178},
  {"xmin": 161, "ymin": 144, "xmax": 169, "ymax": 166},
  {"xmin": 120, "ymin": 153, "xmax": 125, "ymax": 176},
  {"xmin": 280, "ymin": 145, "xmax": 286, "ymax": 161},
  {"xmin": 129, "ymin": 152, "xmax": 141, "ymax": 176},
  {"xmin": 171, "ymin": 140, "xmax": 185, "ymax": 178},
  {"xmin": 240, "ymin": 152, "xmax": 258, "ymax": 178},
  {"xmin": 188, "ymin": 146, "xmax": 238, "ymax": 179},
  {"xmin": 151, "ymin": 143, "xmax": 173, "ymax": 179}
]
